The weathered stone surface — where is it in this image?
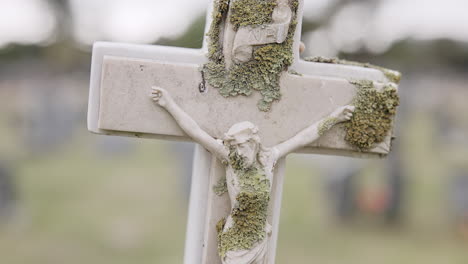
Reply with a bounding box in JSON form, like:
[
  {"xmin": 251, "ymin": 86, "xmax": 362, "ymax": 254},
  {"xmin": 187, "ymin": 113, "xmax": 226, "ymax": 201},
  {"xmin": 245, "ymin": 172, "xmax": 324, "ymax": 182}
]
[{"xmin": 95, "ymin": 55, "xmax": 392, "ymax": 157}]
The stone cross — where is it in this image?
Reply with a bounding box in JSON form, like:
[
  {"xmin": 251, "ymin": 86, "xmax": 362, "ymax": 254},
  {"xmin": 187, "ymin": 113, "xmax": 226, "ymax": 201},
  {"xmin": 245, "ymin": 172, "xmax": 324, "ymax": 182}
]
[{"xmin": 87, "ymin": 0, "xmax": 400, "ymax": 263}]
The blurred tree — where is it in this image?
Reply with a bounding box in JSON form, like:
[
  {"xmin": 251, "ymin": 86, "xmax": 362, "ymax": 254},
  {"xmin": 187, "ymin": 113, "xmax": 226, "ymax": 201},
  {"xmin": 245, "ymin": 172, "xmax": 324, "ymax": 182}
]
[
  {"xmin": 42, "ymin": 0, "xmax": 88, "ymax": 68},
  {"xmin": 47, "ymin": 0, "xmax": 73, "ymax": 42},
  {"xmin": 158, "ymin": 15, "xmax": 206, "ymax": 49},
  {"xmin": 302, "ymin": 0, "xmax": 379, "ymax": 32}
]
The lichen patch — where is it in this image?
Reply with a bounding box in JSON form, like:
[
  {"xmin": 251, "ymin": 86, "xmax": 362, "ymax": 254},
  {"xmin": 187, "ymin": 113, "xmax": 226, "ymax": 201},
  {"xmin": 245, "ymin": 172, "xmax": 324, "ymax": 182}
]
[
  {"xmin": 318, "ymin": 117, "xmax": 338, "ymax": 136},
  {"xmin": 207, "ymin": 0, "xmax": 230, "ymax": 62},
  {"xmin": 217, "ymin": 147, "xmax": 271, "ymax": 258},
  {"xmin": 230, "ymin": 0, "xmax": 277, "ymax": 30},
  {"xmin": 345, "ymin": 80, "xmax": 400, "ymax": 150}
]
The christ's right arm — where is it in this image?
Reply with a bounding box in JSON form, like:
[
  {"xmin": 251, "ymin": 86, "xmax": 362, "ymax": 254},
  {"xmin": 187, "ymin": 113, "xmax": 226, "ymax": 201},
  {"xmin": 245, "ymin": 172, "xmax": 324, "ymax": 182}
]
[{"xmin": 151, "ymin": 86, "xmax": 229, "ymax": 161}]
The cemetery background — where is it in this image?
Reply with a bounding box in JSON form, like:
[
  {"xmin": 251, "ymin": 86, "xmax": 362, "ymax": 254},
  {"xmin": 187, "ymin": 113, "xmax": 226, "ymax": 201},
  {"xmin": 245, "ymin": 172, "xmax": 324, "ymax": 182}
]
[{"xmin": 0, "ymin": 0, "xmax": 467, "ymax": 263}]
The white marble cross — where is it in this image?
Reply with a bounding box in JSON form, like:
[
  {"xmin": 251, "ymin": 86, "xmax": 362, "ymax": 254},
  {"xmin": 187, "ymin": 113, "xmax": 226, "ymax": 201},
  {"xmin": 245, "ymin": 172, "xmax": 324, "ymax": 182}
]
[{"xmin": 87, "ymin": 0, "xmax": 400, "ymax": 263}]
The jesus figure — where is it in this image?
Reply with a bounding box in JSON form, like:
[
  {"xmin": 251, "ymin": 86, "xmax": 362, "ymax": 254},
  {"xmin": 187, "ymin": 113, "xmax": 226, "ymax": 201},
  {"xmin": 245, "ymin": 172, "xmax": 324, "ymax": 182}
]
[{"xmin": 151, "ymin": 87, "xmax": 354, "ymax": 264}]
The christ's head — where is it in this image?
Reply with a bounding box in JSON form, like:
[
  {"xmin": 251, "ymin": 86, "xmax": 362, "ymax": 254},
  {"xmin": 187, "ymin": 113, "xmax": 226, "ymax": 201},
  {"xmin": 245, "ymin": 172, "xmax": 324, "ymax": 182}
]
[{"xmin": 224, "ymin": 121, "xmax": 261, "ymax": 167}]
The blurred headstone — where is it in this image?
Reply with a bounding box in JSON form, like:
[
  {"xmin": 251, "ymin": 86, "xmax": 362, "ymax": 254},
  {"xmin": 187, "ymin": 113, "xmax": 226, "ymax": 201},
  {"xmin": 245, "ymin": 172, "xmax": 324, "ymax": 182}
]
[
  {"xmin": 319, "ymin": 155, "xmax": 364, "ymax": 222},
  {"xmin": 326, "ymin": 166, "xmax": 359, "ymax": 222},
  {"xmin": 383, "ymin": 145, "xmax": 405, "ymax": 224},
  {"xmin": 18, "ymin": 82, "xmax": 79, "ymax": 155},
  {"xmin": 448, "ymin": 170, "xmax": 468, "ymax": 238},
  {"xmin": 0, "ymin": 164, "xmax": 15, "ymax": 222},
  {"xmin": 324, "ymin": 144, "xmax": 406, "ymax": 224}
]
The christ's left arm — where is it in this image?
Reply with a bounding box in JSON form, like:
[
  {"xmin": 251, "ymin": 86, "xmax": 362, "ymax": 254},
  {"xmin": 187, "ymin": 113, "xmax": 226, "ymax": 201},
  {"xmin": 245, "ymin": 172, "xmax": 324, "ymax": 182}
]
[{"xmin": 274, "ymin": 105, "xmax": 355, "ymax": 159}]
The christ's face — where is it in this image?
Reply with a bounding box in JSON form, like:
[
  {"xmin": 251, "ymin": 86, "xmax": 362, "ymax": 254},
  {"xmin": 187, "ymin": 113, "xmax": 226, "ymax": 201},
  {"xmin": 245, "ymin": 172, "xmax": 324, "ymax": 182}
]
[{"xmin": 234, "ymin": 139, "xmax": 259, "ymax": 167}]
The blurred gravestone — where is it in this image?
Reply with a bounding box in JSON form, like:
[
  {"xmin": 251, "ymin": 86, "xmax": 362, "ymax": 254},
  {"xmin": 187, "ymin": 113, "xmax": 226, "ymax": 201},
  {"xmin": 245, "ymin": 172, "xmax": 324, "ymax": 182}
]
[
  {"xmin": 384, "ymin": 143, "xmax": 405, "ymax": 224},
  {"xmin": 326, "ymin": 165, "xmax": 359, "ymax": 222},
  {"xmin": 19, "ymin": 84, "xmax": 78, "ymax": 155},
  {"xmin": 0, "ymin": 164, "xmax": 15, "ymax": 222},
  {"xmin": 449, "ymin": 170, "xmax": 468, "ymax": 237},
  {"xmin": 324, "ymin": 143, "xmax": 405, "ymax": 224},
  {"xmin": 320, "ymin": 156, "xmax": 363, "ymax": 222},
  {"xmin": 434, "ymin": 92, "xmax": 468, "ymax": 235}
]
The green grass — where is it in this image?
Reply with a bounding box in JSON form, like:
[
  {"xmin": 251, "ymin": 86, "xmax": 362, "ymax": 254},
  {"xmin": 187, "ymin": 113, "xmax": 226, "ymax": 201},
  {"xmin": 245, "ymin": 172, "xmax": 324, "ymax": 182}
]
[
  {"xmin": 276, "ymin": 156, "xmax": 468, "ymax": 264},
  {"xmin": 0, "ymin": 136, "xmax": 187, "ymax": 264}
]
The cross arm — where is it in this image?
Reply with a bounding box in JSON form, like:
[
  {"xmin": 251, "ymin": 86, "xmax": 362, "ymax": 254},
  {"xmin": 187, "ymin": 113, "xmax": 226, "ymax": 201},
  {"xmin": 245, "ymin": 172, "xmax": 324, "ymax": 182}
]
[
  {"xmin": 87, "ymin": 41, "xmax": 206, "ymax": 137},
  {"xmin": 88, "ymin": 43, "xmax": 398, "ymax": 158}
]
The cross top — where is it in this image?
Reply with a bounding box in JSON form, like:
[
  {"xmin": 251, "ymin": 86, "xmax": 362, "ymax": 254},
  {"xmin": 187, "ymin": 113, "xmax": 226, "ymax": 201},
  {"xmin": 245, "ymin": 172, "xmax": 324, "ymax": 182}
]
[
  {"xmin": 87, "ymin": 0, "xmax": 401, "ymax": 263},
  {"xmin": 201, "ymin": 0, "xmax": 302, "ymax": 111},
  {"xmin": 203, "ymin": 0, "xmax": 303, "ymax": 63}
]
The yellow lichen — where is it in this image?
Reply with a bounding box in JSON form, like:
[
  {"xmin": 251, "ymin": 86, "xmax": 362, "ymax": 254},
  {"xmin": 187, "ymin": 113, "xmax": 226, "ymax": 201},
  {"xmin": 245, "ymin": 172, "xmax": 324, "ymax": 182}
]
[
  {"xmin": 230, "ymin": 0, "xmax": 277, "ymax": 30},
  {"xmin": 345, "ymin": 80, "xmax": 400, "ymax": 150},
  {"xmin": 216, "ymin": 218, "xmax": 227, "ymax": 234},
  {"xmin": 318, "ymin": 117, "xmax": 338, "ymax": 136},
  {"xmin": 217, "ymin": 147, "xmax": 271, "ymax": 258},
  {"xmin": 207, "ymin": 0, "xmax": 230, "ymax": 62}
]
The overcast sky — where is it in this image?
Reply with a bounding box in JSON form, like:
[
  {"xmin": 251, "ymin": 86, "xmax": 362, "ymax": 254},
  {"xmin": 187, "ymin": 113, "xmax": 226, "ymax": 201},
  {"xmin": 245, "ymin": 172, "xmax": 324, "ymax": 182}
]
[{"xmin": 0, "ymin": 0, "xmax": 467, "ymax": 55}]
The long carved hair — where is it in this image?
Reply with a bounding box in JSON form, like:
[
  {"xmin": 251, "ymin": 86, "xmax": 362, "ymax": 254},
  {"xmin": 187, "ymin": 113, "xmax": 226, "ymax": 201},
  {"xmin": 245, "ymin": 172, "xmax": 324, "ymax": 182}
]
[{"xmin": 223, "ymin": 121, "xmax": 271, "ymax": 168}]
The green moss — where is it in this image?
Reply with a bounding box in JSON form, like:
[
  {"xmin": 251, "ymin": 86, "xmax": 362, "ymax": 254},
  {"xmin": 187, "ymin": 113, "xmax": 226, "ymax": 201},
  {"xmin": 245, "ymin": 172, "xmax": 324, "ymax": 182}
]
[
  {"xmin": 230, "ymin": 0, "xmax": 277, "ymax": 30},
  {"xmin": 304, "ymin": 56, "xmax": 402, "ymax": 84},
  {"xmin": 345, "ymin": 80, "xmax": 399, "ymax": 150},
  {"xmin": 217, "ymin": 218, "xmax": 227, "ymax": 234},
  {"xmin": 202, "ymin": 61, "xmax": 227, "ymax": 88},
  {"xmin": 318, "ymin": 117, "xmax": 338, "ymax": 136},
  {"xmin": 217, "ymin": 147, "xmax": 271, "ymax": 258},
  {"xmin": 204, "ymin": 0, "xmax": 300, "ymax": 112},
  {"xmin": 303, "ymin": 56, "xmax": 401, "ymax": 149}
]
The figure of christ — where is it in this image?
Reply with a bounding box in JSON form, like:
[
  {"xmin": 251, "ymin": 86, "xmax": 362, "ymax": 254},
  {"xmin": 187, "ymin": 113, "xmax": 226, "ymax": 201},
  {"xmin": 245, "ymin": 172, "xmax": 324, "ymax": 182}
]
[{"xmin": 151, "ymin": 87, "xmax": 354, "ymax": 264}]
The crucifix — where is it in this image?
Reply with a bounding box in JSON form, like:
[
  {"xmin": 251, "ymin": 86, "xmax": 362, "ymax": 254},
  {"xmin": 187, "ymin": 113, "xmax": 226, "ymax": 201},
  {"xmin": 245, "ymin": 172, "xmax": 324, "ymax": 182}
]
[{"xmin": 87, "ymin": 0, "xmax": 401, "ymax": 263}]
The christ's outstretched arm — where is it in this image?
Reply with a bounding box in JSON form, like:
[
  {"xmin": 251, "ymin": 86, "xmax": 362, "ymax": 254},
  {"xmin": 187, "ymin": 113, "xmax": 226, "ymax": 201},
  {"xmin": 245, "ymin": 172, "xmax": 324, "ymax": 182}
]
[
  {"xmin": 151, "ymin": 87, "xmax": 229, "ymax": 160},
  {"xmin": 275, "ymin": 106, "xmax": 355, "ymax": 158}
]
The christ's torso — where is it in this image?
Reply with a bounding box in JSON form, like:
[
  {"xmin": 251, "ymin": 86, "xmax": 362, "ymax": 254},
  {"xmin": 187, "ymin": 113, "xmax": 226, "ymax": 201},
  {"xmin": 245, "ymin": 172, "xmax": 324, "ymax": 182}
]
[{"xmin": 217, "ymin": 146, "xmax": 278, "ymax": 263}]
